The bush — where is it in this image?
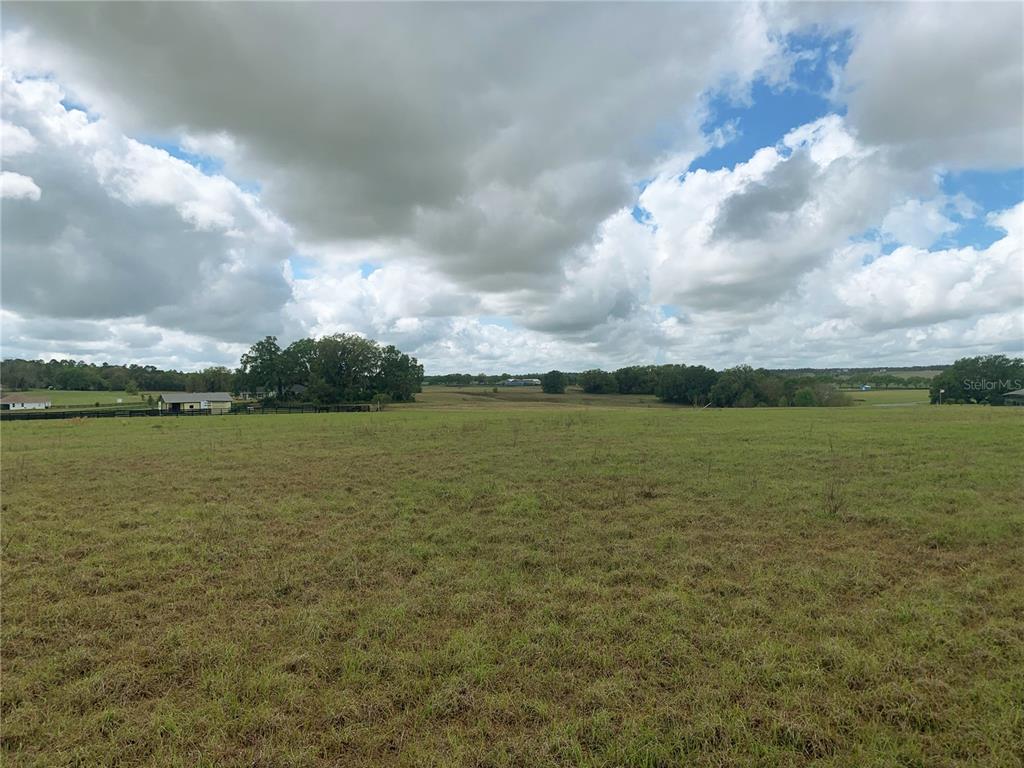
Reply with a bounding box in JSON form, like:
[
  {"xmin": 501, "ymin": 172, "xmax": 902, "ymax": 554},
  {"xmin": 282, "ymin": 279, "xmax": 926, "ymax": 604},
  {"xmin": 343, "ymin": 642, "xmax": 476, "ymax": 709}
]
[{"xmin": 541, "ymin": 370, "xmax": 567, "ymax": 394}]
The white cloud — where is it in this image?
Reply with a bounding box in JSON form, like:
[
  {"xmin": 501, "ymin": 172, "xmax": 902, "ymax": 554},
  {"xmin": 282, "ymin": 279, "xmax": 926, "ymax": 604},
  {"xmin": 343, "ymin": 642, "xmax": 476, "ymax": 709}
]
[
  {"xmin": 838, "ymin": 203, "xmax": 1023, "ymax": 330},
  {"xmin": 880, "ymin": 199, "xmax": 958, "ymax": 249},
  {"xmin": 641, "ymin": 115, "xmax": 925, "ymax": 312},
  {"xmin": 1, "ymin": 4, "xmax": 1021, "ymax": 372},
  {"xmin": 836, "ymin": 2, "xmax": 1023, "ymax": 170},
  {"xmin": 1, "ymin": 70, "xmax": 293, "ymax": 342},
  {"xmin": 2, "ymin": 120, "xmax": 37, "ymax": 156},
  {"xmin": 0, "ymin": 170, "xmax": 40, "ymax": 200}
]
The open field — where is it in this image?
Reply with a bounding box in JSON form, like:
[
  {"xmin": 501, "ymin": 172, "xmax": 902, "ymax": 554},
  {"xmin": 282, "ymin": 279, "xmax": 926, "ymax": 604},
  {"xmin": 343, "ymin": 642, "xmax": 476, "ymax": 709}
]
[
  {"xmin": 2, "ymin": 402, "xmax": 1022, "ymax": 766},
  {"xmin": 416, "ymin": 385, "xmax": 667, "ymax": 409},
  {"xmin": 418, "ymin": 386, "xmax": 935, "ymax": 409},
  {"xmin": 847, "ymin": 389, "xmax": 931, "ymax": 407},
  {"xmin": 7, "ymin": 389, "xmax": 148, "ymax": 408}
]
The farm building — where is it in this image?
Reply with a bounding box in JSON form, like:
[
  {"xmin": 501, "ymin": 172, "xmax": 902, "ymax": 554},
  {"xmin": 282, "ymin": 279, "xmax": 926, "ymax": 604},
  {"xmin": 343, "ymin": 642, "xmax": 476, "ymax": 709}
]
[
  {"xmin": 0, "ymin": 394, "xmax": 51, "ymax": 410},
  {"xmin": 501, "ymin": 378, "xmax": 542, "ymax": 387},
  {"xmin": 157, "ymin": 392, "xmax": 233, "ymax": 413},
  {"xmin": 1002, "ymin": 388, "xmax": 1024, "ymax": 406}
]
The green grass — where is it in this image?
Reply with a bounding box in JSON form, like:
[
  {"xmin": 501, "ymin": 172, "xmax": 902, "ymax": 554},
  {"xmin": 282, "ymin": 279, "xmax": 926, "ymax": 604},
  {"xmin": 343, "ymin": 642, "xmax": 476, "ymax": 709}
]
[
  {"xmin": 2, "ymin": 401, "xmax": 1022, "ymax": 766},
  {"xmin": 417, "ymin": 384, "xmax": 667, "ymax": 409},
  {"xmin": 847, "ymin": 389, "xmax": 931, "ymax": 406},
  {"xmin": 10, "ymin": 389, "xmax": 149, "ymax": 408}
]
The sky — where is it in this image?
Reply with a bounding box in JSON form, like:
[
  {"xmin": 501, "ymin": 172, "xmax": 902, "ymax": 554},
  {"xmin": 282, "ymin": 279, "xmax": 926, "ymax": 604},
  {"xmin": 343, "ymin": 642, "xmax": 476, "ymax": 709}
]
[{"xmin": 1, "ymin": 2, "xmax": 1022, "ymax": 374}]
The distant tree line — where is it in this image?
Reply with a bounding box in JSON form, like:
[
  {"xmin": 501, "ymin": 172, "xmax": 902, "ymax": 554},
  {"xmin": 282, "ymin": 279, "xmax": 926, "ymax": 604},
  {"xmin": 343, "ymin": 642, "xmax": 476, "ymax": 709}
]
[
  {"xmin": 929, "ymin": 355, "xmax": 1023, "ymax": 405},
  {"xmin": 426, "ymin": 366, "xmax": 941, "ymax": 392},
  {"xmin": 0, "ymin": 358, "xmax": 229, "ymax": 393},
  {"xmin": 777, "ymin": 366, "xmax": 942, "ymax": 390},
  {"xmin": 1, "ymin": 334, "xmax": 424, "ymax": 405},
  {"xmin": 566, "ymin": 364, "xmax": 853, "ymax": 407}
]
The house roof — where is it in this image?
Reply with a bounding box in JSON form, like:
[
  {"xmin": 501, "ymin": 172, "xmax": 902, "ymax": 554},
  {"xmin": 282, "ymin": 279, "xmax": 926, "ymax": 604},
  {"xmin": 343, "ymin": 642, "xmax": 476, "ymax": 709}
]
[
  {"xmin": 1003, "ymin": 389, "xmax": 1024, "ymax": 397},
  {"xmin": 0, "ymin": 394, "xmax": 51, "ymax": 404},
  {"xmin": 158, "ymin": 392, "xmax": 233, "ymax": 403}
]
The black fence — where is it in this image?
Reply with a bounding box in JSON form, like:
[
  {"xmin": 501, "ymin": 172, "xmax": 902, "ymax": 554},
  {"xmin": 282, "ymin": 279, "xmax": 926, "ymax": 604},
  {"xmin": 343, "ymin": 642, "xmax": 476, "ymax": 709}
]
[{"xmin": 0, "ymin": 403, "xmax": 375, "ymax": 422}]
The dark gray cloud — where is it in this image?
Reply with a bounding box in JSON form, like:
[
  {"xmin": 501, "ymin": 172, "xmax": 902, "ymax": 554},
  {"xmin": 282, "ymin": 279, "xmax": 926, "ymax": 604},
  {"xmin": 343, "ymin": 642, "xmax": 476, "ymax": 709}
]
[
  {"xmin": 712, "ymin": 152, "xmax": 817, "ymax": 241},
  {"xmin": 1, "ymin": 76, "xmax": 294, "ymax": 343},
  {"xmin": 837, "ymin": 2, "xmax": 1023, "ymax": 170},
  {"xmin": 7, "ymin": 2, "xmax": 783, "ymax": 290}
]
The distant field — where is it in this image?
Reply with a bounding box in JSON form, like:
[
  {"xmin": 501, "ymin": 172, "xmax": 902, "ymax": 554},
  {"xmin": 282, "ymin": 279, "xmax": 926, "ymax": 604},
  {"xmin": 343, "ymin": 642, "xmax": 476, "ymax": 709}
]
[
  {"xmin": 848, "ymin": 389, "xmax": 931, "ymax": 406},
  {"xmin": 10, "ymin": 389, "xmax": 148, "ymax": 407},
  {"xmin": 2, "ymin": 402, "xmax": 1022, "ymax": 766},
  {"xmin": 417, "ymin": 384, "xmax": 667, "ymax": 409},
  {"xmin": 888, "ymin": 369, "xmax": 944, "ymax": 380}
]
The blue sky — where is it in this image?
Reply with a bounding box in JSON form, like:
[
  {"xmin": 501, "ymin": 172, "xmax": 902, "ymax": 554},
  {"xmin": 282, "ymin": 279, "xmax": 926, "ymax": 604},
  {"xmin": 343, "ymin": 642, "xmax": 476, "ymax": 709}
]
[{"xmin": 693, "ymin": 32, "xmax": 851, "ymax": 173}]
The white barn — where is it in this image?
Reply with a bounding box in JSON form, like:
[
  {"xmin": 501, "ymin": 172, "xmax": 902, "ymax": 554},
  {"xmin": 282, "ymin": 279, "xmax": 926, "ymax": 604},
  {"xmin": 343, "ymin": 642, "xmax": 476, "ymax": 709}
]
[{"xmin": 0, "ymin": 394, "xmax": 52, "ymax": 410}]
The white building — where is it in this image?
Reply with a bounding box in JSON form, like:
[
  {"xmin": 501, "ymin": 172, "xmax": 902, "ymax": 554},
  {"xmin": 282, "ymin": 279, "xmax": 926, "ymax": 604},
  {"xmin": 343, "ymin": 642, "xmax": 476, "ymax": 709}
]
[{"xmin": 0, "ymin": 395, "xmax": 52, "ymax": 410}]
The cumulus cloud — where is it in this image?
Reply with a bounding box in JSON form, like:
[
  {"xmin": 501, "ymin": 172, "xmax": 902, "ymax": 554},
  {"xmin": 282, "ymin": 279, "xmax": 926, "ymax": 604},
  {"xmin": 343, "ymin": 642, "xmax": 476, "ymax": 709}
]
[
  {"xmin": 5, "ymin": 2, "xmax": 789, "ymax": 291},
  {"xmin": 880, "ymin": 199, "xmax": 959, "ymax": 249},
  {"xmin": 838, "ymin": 203, "xmax": 1024, "ymax": 330},
  {"xmin": 2, "ymin": 120, "xmax": 37, "ymax": 156},
  {"xmin": 641, "ymin": 115, "xmax": 928, "ymax": 312},
  {"xmin": 836, "ymin": 2, "xmax": 1024, "ymax": 170},
  {"xmin": 0, "ymin": 170, "xmax": 40, "ymax": 200},
  {"xmin": 1, "ymin": 3, "xmax": 1022, "ymax": 371},
  {"xmin": 0, "ymin": 71, "xmax": 293, "ymax": 342}
]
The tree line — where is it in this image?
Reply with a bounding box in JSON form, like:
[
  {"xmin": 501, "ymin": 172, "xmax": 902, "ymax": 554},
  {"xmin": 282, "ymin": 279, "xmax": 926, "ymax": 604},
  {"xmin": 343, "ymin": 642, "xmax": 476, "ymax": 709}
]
[
  {"xmin": 1, "ymin": 334, "xmax": 424, "ymax": 404},
  {"xmin": 0, "ymin": 358, "xmax": 229, "ymax": 393},
  {"xmin": 928, "ymin": 355, "xmax": 1023, "ymax": 405},
  {"xmin": 539, "ymin": 365, "xmax": 853, "ymax": 407},
  {"xmin": 7, "ymin": 350, "xmax": 1016, "ymax": 407}
]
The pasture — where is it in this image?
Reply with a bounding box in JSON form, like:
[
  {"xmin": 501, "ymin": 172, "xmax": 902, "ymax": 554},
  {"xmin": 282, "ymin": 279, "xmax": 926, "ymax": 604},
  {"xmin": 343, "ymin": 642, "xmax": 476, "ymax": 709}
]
[
  {"xmin": 2, "ymin": 401, "xmax": 1022, "ymax": 767},
  {"xmin": 848, "ymin": 389, "xmax": 931, "ymax": 407},
  {"xmin": 8, "ymin": 389, "xmax": 147, "ymax": 408}
]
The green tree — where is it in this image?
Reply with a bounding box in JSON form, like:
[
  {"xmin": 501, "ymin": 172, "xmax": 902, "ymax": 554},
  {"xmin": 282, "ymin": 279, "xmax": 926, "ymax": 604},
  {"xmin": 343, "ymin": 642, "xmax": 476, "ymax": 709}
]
[
  {"xmin": 239, "ymin": 336, "xmax": 283, "ymax": 398},
  {"xmin": 578, "ymin": 369, "xmax": 618, "ymax": 394},
  {"xmin": 710, "ymin": 365, "xmax": 758, "ymax": 407},
  {"xmin": 793, "ymin": 387, "xmax": 817, "ymax": 407},
  {"xmin": 614, "ymin": 365, "xmax": 658, "ymax": 395},
  {"xmin": 376, "ymin": 345, "xmax": 424, "ymax": 402},
  {"xmin": 309, "ymin": 334, "xmax": 381, "ymax": 403},
  {"xmin": 930, "ymin": 355, "xmax": 1024, "ymax": 404},
  {"xmin": 541, "ymin": 370, "xmax": 567, "ymax": 394},
  {"xmin": 281, "ymin": 338, "xmax": 318, "ymax": 394},
  {"xmin": 655, "ymin": 365, "xmax": 718, "ymax": 405}
]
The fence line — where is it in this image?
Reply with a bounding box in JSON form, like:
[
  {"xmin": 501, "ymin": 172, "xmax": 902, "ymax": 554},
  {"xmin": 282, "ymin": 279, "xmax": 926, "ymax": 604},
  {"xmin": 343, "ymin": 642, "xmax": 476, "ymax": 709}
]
[{"xmin": 0, "ymin": 403, "xmax": 375, "ymax": 422}]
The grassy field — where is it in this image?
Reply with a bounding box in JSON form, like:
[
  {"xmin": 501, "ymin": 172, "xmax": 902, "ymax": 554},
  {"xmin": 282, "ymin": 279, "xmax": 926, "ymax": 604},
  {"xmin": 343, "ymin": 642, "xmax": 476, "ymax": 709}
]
[
  {"xmin": 2, "ymin": 400, "xmax": 1022, "ymax": 766},
  {"xmin": 416, "ymin": 385, "xmax": 667, "ymax": 409},
  {"xmin": 9, "ymin": 389, "xmax": 148, "ymax": 408},
  {"xmin": 847, "ymin": 389, "xmax": 931, "ymax": 407}
]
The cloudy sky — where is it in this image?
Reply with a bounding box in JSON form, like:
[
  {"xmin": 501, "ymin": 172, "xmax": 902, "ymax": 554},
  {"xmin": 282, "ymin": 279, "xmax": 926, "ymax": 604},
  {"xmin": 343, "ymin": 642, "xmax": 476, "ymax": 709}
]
[{"xmin": 2, "ymin": 2, "xmax": 1022, "ymax": 373}]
